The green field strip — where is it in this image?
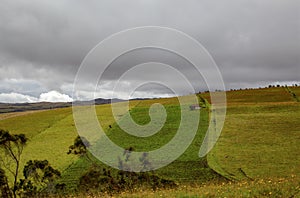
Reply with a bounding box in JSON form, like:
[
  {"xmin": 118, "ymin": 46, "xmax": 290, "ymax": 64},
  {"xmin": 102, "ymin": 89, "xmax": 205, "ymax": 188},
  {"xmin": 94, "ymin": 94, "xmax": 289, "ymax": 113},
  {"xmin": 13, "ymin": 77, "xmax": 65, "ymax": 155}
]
[
  {"xmin": 0, "ymin": 107, "xmax": 72, "ymax": 138},
  {"xmin": 19, "ymin": 113, "xmax": 78, "ymax": 172},
  {"xmin": 207, "ymin": 151, "xmax": 239, "ymax": 181},
  {"xmin": 59, "ymin": 155, "xmax": 95, "ymax": 190}
]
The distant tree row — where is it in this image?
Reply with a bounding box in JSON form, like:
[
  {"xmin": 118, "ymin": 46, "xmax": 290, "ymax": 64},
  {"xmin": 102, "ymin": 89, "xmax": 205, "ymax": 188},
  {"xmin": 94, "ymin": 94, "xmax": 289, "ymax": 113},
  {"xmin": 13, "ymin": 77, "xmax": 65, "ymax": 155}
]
[{"xmin": 197, "ymin": 83, "xmax": 299, "ymax": 94}]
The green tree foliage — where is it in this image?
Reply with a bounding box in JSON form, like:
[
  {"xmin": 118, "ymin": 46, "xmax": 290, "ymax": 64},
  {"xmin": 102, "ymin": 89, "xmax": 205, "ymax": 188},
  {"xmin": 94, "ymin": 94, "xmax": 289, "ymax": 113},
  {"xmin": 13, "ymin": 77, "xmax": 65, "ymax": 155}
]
[
  {"xmin": 67, "ymin": 135, "xmax": 94, "ymax": 164},
  {"xmin": 67, "ymin": 136, "xmax": 90, "ymax": 156},
  {"xmin": 17, "ymin": 160, "xmax": 62, "ymax": 197},
  {"xmin": 0, "ymin": 129, "xmax": 27, "ymax": 198},
  {"xmin": 0, "ymin": 168, "xmax": 12, "ymax": 198}
]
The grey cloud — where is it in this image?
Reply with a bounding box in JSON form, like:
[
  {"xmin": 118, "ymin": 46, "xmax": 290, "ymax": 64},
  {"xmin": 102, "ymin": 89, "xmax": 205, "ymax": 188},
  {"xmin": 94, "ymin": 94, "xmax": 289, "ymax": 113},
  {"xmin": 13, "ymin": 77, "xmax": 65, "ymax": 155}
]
[
  {"xmin": 0, "ymin": 78, "xmax": 46, "ymax": 97},
  {"xmin": 0, "ymin": 0, "xmax": 299, "ymax": 101}
]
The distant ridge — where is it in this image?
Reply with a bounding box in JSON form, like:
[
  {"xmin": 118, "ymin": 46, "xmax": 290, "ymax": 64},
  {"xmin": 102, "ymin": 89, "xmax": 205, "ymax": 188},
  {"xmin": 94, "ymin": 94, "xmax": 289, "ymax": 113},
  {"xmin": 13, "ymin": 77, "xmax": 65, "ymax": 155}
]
[
  {"xmin": 0, "ymin": 102, "xmax": 71, "ymax": 113},
  {"xmin": 0, "ymin": 97, "xmax": 154, "ymax": 113},
  {"xmin": 72, "ymin": 98, "xmax": 124, "ymax": 106}
]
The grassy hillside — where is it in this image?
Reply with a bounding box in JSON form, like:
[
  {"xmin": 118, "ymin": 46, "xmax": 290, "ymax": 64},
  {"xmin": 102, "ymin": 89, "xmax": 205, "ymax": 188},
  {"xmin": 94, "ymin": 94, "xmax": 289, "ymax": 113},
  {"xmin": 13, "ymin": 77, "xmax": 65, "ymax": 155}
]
[
  {"xmin": 61, "ymin": 96, "xmax": 220, "ymax": 190},
  {"xmin": 0, "ymin": 86, "xmax": 299, "ymax": 197},
  {"xmin": 206, "ymin": 87, "xmax": 300, "ymax": 182},
  {"xmin": 0, "ymin": 108, "xmax": 72, "ymax": 138},
  {"xmin": 207, "ymin": 103, "xmax": 300, "ymax": 179},
  {"xmin": 291, "ymin": 86, "xmax": 300, "ymax": 96},
  {"xmin": 202, "ymin": 87, "xmax": 295, "ymax": 104},
  {"xmin": 99, "ymin": 98, "xmax": 216, "ymax": 181},
  {"xmin": 0, "ymin": 101, "xmax": 140, "ymax": 182}
]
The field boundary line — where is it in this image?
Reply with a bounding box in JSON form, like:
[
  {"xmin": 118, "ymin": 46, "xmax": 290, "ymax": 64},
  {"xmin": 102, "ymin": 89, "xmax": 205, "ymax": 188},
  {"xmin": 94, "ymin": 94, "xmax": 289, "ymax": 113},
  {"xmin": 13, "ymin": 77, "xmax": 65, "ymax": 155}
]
[{"xmin": 284, "ymin": 86, "xmax": 300, "ymax": 102}]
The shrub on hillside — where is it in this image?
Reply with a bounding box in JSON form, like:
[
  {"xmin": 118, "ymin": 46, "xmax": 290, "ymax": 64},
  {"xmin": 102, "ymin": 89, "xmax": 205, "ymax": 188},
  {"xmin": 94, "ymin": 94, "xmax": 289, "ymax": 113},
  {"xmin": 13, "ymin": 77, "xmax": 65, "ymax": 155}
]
[
  {"xmin": 78, "ymin": 167, "xmax": 177, "ymax": 194},
  {"xmin": 78, "ymin": 146, "xmax": 176, "ymax": 194}
]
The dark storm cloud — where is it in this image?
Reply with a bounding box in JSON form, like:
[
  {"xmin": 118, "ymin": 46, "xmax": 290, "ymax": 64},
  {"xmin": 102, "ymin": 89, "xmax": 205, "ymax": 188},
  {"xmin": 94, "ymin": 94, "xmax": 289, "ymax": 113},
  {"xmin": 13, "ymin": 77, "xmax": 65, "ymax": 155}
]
[{"xmin": 0, "ymin": 0, "xmax": 299, "ymax": 101}]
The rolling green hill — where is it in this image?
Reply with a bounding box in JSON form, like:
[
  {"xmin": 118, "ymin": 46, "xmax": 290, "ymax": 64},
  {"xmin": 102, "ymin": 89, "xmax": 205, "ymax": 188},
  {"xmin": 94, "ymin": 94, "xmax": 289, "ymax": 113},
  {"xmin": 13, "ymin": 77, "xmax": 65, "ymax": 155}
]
[
  {"xmin": 203, "ymin": 87, "xmax": 300, "ymax": 181},
  {"xmin": 60, "ymin": 96, "xmax": 219, "ymax": 190},
  {"xmin": 0, "ymin": 86, "xmax": 299, "ymax": 197}
]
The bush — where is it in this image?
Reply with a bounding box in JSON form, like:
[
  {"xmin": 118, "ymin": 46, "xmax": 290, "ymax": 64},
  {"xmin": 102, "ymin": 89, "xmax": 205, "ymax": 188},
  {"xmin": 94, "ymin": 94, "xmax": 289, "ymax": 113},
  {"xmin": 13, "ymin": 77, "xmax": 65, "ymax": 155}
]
[{"xmin": 78, "ymin": 167, "xmax": 177, "ymax": 194}]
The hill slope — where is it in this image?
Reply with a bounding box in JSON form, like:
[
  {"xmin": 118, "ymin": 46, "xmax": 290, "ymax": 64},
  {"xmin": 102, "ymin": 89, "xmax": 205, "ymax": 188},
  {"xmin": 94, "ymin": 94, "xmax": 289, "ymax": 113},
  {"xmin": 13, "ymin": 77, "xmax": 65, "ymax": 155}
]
[
  {"xmin": 204, "ymin": 87, "xmax": 300, "ymax": 181},
  {"xmin": 0, "ymin": 86, "xmax": 299, "ymax": 197}
]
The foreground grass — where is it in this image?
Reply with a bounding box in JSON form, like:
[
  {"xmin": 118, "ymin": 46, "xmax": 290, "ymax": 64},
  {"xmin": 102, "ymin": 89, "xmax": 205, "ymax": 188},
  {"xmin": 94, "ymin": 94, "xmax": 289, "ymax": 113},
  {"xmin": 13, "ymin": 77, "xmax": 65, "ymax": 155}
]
[
  {"xmin": 62, "ymin": 176, "xmax": 299, "ymax": 197},
  {"xmin": 122, "ymin": 177, "xmax": 299, "ymax": 198}
]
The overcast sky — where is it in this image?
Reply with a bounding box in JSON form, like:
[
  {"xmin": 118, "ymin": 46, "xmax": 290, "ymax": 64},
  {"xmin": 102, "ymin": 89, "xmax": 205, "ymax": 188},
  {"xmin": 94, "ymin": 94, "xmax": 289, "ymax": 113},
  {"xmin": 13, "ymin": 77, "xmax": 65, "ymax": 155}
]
[{"xmin": 0, "ymin": 0, "xmax": 299, "ymax": 103}]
